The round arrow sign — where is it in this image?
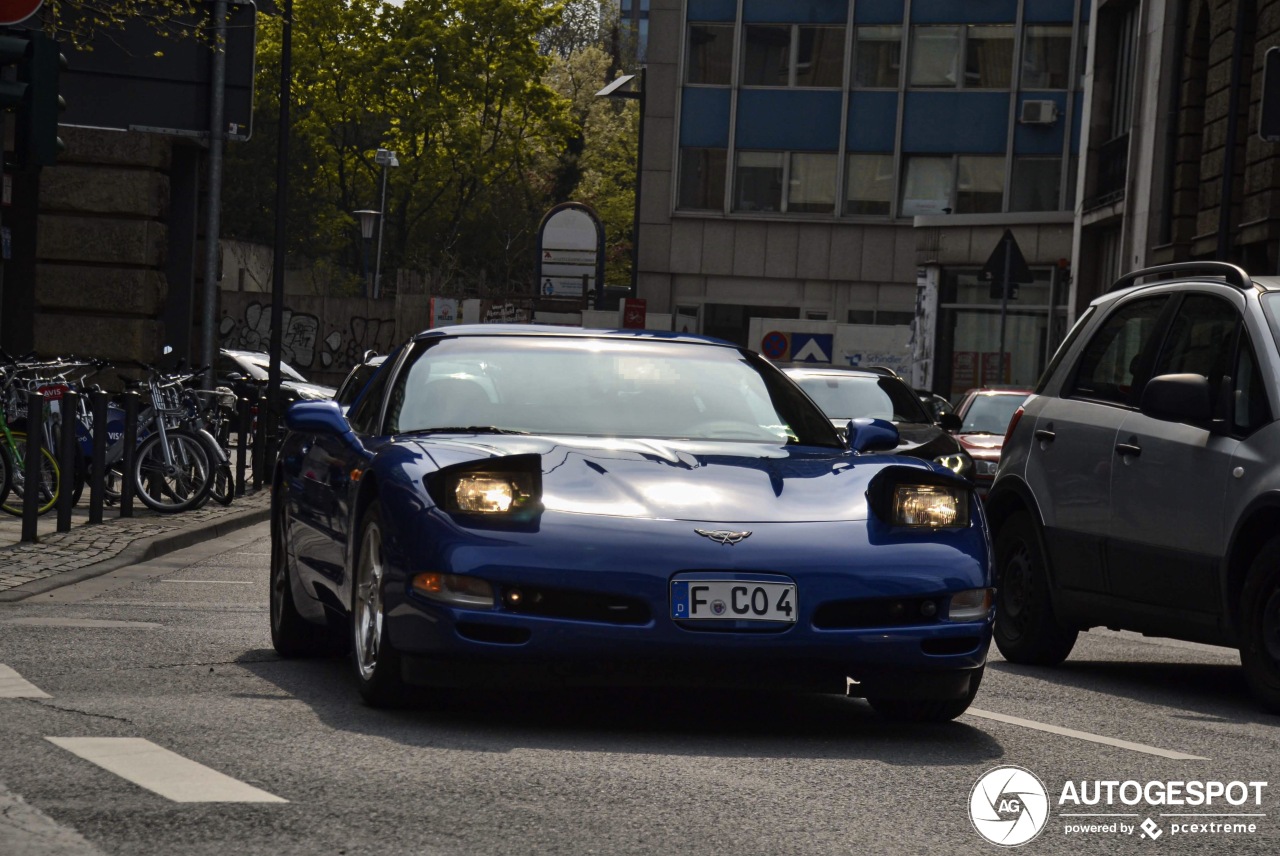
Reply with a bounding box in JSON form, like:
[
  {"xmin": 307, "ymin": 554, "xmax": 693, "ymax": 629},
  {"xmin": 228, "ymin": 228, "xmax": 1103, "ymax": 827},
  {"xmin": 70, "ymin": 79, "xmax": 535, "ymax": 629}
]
[{"xmin": 0, "ymin": 0, "xmax": 41, "ymax": 26}]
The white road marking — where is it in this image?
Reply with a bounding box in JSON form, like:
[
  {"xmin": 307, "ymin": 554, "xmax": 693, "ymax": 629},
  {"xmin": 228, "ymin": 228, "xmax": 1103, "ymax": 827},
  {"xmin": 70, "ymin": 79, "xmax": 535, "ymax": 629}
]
[
  {"xmin": 0, "ymin": 618, "xmax": 163, "ymax": 629},
  {"xmin": 45, "ymin": 738, "xmax": 287, "ymax": 803},
  {"xmin": 0, "ymin": 781, "xmax": 106, "ymax": 855},
  {"xmin": 965, "ymin": 708, "xmax": 1208, "ymax": 760},
  {"xmin": 161, "ymin": 580, "xmax": 253, "ymax": 585},
  {"xmin": 0, "ymin": 664, "xmax": 51, "ymax": 698}
]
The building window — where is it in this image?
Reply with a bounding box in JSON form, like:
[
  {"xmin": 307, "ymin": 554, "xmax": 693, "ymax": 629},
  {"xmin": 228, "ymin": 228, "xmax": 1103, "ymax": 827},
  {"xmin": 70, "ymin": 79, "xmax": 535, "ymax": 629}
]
[
  {"xmin": 788, "ymin": 152, "xmax": 837, "ymax": 213},
  {"xmin": 845, "ymin": 153, "xmax": 894, "ymax": 216},
  {"xmin": 734, "ymin": 151, "xmax": 784, "ymax": 211},
  {"xmin": 678, "ymin": 147, "xmax": 727, "ymax": 210},
  {"xmin": 743, "ymin": 25, "xmax": 844, "ymax": 88},
  {"xmin": 854, "ymin": 26, "xmax": 902, "ymax": 88},
  {"xmin": 848, "ymin": 309, "xmax": 914, "ymax": 325},
  {"xmin": 1021, "ymin": 25, "xmax": 1073, "ymax": 89},
  {"xmin": 910, "ymin": 24, "xmax": 1014, "ymax": 89},
  {"xmin": 687, "ymin": 23, "xmax": 734, "ymax": 85},
  {"xmin": 1010, "ymin": 157, "xmax": 1062, "ymax": 211},
  {"xmin": 955, "ymin": 155, "xmax": 1004, "ymax": 213},
  {"xmin": 901, "ymin": 156, "xmax": 953, "ymax": 215}
]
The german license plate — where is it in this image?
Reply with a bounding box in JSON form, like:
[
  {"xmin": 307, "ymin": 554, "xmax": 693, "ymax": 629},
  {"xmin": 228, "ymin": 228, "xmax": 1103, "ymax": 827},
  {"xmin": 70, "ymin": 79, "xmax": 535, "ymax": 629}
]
[{"xmin": 670, "ymin": 580, "xmax": 797, "ymax": 623}]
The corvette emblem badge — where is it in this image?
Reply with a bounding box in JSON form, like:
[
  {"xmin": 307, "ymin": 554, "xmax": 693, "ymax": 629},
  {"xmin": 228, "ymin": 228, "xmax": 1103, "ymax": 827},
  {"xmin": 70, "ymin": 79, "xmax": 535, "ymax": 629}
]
[{"xmin": 695, "ymin": 528, "xmax": 753, "ymax": 545}]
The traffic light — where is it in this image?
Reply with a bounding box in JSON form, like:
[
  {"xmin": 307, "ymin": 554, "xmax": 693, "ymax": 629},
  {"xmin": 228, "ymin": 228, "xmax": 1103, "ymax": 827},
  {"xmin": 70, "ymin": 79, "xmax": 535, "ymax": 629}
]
[{"xmin": 0, "ymin": 30, "xmax": 66, "ymax": 170}]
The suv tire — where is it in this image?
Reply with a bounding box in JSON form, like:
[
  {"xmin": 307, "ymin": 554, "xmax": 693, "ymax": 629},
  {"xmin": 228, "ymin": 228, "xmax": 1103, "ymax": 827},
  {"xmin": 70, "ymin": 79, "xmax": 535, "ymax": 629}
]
[
  {"xmin": 1240, "ymin": 535, "xmax": 1280, "ymax": 714},
  {"xmin": 993, "ymin": 511, "xmax": 1078, "ymax": 665}
]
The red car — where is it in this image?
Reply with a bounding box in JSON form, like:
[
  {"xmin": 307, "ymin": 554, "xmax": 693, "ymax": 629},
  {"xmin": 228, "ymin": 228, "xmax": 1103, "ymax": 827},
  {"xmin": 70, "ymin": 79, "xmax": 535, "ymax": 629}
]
[{"xmin": 952, "ymin": 388, "xmax": 1032, "ymax": 495}]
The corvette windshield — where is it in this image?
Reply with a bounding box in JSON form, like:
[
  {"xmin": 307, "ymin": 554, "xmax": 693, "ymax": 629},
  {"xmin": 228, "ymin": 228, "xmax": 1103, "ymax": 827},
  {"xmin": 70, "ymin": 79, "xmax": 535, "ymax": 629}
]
[{"xmin": 384, "ymin": 336, "xmax": 841, "ymax": 446}]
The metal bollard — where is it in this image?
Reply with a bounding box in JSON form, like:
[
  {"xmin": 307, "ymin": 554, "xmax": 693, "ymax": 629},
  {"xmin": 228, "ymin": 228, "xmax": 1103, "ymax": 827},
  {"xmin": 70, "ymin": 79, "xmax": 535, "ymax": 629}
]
[
  {"xmin": 235, "ymin": 394, "xmax": 249, "ymax": 496},
  {"xmin": 251, "ymin": 387, "xmax": 265, "ymax": 491},
  {"xmin": 89, "ymin": 390, "xmax": 108, "ymax": 525},
  {"xmin": 21, "ymin": 390, "xmax": 43, "ymax": 543},
  {"xmin": 120, "ymin": 391, "xmax": 139, "ymax": 518},
  {"xmin": 56, "ymin": 389, "xmax": 79, "ymax": 533}
]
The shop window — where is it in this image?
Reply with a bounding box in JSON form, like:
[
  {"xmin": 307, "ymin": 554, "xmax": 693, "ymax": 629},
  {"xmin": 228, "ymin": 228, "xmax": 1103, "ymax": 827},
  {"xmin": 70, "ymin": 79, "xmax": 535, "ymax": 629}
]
[
  {"xmin": 1021, "ymin": 25, "xmax": 1073, "ymax": 90},
  {"xmin": 734, "ymin": 151, "xmax": 784, "ymax": 212},
  {"xmin": 788, "ymin": 152, "xmax": 837, "ymax": 214},
  {"xmin": 1010, "ymin": 157, "xmax": 1062, "ymax": 212},
  {"xmin": 955, "ymin": 155, "xmax": 1004, "ymax": 213},
  {"xmin": 743, "ymin": 25, "xmax": 844, "ymax": 88},
  {"xmin": 910, "ymin": 24, "xmax": 1014, "ymax": 89},
  {"xmin": 846, "ymin": 153, "xmax": 895, "ymax": 216},
  {"xmin": 678, "ymin": 147, "xmax": 728, "ymax": 210},
  {"xmin": 687, "ymin": 24, "xmax": 735, "ymax": 85},
  {"xmin": 854, "ymin": 26, "xmax": 902, "ymax": 88}
]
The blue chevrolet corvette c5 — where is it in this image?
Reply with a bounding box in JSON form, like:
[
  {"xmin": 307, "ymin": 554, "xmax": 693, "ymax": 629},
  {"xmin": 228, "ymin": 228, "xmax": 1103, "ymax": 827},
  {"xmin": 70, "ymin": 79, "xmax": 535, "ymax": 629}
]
[{"xmin": 271, "ymin": 325, "xmax": 993, "ymax": 720}]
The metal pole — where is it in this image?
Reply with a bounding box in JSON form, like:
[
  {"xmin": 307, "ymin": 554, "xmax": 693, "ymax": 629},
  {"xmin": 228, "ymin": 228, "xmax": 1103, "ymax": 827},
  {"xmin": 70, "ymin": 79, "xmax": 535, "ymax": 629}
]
[
  {"xmin": 267, "ymin": 0, "xmax": 294, "ymax": 479},
  {"xmin": 374, "ymin": 161, "xmax": 389, "ymax": 299},
  {"xmin": 57, "ymin": 389, "xmax": 78, "ymax": 533},
  {"xmin": 120, "ymin": 392, "xmax": 138, "ymax": 518},
  {"xmin": 201, "ymin": 0, "xmax": 229, "ymax": 387},
  {"xmin": 997, "ymin": 234, "xmax": 1012, "ymax": 385},
  {"xmin": 89, "ymin": 390, "xmax": 107, "ymax": 525},
  {"xmin": 630, "ymin": 68, "xmax": 646, "ymax": 299},
  {"xmin": 21, "ymin": 391, "xmax": 42, "ymax": 543}
]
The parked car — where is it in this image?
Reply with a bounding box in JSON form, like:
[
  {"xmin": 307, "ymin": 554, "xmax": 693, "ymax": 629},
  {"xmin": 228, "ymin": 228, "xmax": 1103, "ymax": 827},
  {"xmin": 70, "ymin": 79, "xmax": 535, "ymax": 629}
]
[
  {"xmin": 951, "ymin": 388, "xmax": 1033, "ymax": 495},
  {"xmin": 334, "ymin": 352, "xmax": 386, "ymax": 413},
  {"xmin": 784, "ymin": 366, "xmax": 974, "ymax": 480},
  {"xmin": 217, "ymin": 348, "xmax": 336, "ymax": 402},
  {"xmin": 916, "ymin": 388, "xmax": 956, "ymax": 423},
  {"xmin": 272, "ymin": 325, "xmax": 992, "ymax": 720},
  {"xmin": 988, "ymin": 261, "xmax": 1280, "ymax": 712}
]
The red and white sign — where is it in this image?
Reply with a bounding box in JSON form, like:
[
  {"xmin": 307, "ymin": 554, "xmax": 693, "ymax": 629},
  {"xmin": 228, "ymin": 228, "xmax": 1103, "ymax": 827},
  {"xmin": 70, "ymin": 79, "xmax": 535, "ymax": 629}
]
[
  {"xmin": 0, "ymin": 0, "xmax": 42, "ymax": 26},
  {"xmin": 622, "ymin": 298, "xmax": 647, "ymax": 329}
]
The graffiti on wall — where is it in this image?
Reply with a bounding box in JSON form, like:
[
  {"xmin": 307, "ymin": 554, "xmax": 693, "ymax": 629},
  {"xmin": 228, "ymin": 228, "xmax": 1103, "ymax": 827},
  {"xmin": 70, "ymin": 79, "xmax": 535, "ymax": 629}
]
[{"xmin": 219, "ymin": 301, "xmax": 397, "ymax": 374}]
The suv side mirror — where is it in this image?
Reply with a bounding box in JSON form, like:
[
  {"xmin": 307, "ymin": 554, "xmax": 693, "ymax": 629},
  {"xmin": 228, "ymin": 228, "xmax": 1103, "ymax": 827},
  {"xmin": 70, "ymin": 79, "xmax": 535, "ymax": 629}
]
[
  {"xmin": 1140, "ymin": 373, "xmax": 1212, "ymax": 426},
  {"xmin": 937, "ymin": 412, "xmax": 962, "ymax": 432}
]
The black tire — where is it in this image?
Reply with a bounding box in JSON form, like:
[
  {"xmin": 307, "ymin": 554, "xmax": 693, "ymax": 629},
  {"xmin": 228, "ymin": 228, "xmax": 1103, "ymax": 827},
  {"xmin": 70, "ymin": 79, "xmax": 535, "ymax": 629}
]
[
  {"xmin": 867, "ymin": 666, "xmax": 985, "ymax": 722},
  {"xmin": 993, "ymin": 511, "xmax": 1078, "ymax": 665},
  {"xmin": 1240, "ymin": 536, "xmax": 1280, "ymax": 714},
  {"xmin": 270, "ymin": 488, "xmax": 341, "ymax": 657},
  {"xmin": 210, "ymin": 461, "xmax": 234, "ymax": 506},
  {"xmin": 351, "ymin": 503, "xmax": 409, "ymax": 707},
  {"xmin": 0, "ymin": 432, "xmax": 60, "ymax": 517},
  {"xmin": 132, "ymin": 429, "xmax": 213, "ymax": 513}
]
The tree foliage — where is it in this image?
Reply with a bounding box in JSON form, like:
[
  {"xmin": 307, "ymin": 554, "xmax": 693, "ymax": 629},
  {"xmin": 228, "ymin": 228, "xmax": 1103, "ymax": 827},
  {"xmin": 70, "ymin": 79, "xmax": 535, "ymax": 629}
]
[{"xmin": 38, "ymin": 1, "xmax": 211, "ymax": 46}]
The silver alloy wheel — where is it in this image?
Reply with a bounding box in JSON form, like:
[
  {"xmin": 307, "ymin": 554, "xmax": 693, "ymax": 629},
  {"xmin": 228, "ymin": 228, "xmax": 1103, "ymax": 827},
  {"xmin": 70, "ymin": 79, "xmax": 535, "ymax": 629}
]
[
  {"xmin": 270, "ymin": 510, "xmax": 286, "ymax": 634},
  {"xmin": 354, "ymin": 521, "xmax": 385, "ymax": 681}
]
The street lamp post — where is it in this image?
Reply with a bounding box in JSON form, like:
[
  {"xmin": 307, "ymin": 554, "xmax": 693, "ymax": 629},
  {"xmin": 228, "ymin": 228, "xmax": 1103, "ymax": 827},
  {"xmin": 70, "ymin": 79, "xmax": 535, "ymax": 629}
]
[
  {"xmin": 354, "ymin": 209, "xmax": 379, "ymax": 297},
  {"xmin": 595, "ymin": 69, "xmax": 645, "ymax": 299},
  {"xmin": 373, "ymin": 148, "xmax": 399, "ymax": 299}
]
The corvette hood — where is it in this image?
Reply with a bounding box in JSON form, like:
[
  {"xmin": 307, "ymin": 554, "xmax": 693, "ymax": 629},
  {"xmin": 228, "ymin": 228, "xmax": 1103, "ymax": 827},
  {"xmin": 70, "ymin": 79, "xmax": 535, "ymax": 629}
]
[{"xmin": 406, "ymin": 435, "xmax": 912, "ymax": 523}]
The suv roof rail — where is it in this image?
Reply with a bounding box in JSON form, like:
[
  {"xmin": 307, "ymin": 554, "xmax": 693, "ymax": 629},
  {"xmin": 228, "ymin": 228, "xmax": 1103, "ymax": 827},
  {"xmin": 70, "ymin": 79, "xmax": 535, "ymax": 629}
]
[
  {"xmin": 1109, "ymin": 261, "xmax": 1252, "ymax": 293},
  {"xmin": 862, "ymin": 365, "xmax": 900, "ymax": 377}
]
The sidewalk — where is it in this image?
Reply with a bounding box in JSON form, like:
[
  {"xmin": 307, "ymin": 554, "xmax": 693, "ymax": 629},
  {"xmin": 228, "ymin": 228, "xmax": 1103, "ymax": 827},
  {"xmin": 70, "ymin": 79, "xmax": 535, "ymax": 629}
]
[{"xmin": 0, "ymin": 487, "xmax": 271, "ymax": 602}]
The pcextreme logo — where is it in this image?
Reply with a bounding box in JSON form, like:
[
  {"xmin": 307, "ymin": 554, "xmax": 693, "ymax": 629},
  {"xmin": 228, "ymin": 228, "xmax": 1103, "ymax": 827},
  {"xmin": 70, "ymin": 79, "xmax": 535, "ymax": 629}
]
[
  {"xmin": 968, "ymin": 767, "xmax": 1269, "ymax": 846},
  {"xmin": 969, "ymin": 766, "xmax": 1051, "ymax": 847}
]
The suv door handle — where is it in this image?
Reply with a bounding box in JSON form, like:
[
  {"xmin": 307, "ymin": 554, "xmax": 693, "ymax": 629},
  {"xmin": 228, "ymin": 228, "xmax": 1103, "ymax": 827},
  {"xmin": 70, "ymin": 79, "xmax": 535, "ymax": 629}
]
[
  {"xmin": 1034, "ymin": 429, "xmax": 1055, "ymax": 442},
  {"xmin": 1115, "ymin": 441, "xmax": 1142, "ymax": 457}
]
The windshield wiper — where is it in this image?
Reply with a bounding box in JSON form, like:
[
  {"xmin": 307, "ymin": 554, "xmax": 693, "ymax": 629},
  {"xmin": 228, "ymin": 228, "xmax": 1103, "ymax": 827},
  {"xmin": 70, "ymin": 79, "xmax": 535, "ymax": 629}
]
[{"xmin": 400, "ymin": 426, "xmax": 530, "ymax": 436}]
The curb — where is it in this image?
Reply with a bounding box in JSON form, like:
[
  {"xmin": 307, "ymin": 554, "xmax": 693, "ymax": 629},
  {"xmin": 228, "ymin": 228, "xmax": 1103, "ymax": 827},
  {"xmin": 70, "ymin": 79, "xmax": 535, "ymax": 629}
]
[{"xmin": 0, "ymin": 504, "xmax": 272, "ymax": 603}]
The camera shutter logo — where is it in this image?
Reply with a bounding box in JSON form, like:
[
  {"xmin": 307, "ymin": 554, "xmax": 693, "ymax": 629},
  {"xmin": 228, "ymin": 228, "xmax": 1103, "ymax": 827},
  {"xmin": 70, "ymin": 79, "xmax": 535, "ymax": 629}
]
[{"xmin": 969, "ymin": 766, "xmax": 1050, "ymax": 847}]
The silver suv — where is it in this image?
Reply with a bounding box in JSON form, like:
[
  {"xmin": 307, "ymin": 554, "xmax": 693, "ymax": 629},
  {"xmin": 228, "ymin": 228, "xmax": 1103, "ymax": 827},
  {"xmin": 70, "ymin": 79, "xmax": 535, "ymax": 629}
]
[{"xmin": 987, "ymin": 262, "xmax": 1280, "ymax": 712}]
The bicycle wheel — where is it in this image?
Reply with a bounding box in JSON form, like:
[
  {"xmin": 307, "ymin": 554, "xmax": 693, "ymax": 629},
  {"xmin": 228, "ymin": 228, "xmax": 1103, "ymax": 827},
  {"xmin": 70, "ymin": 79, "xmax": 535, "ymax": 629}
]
[
  {"xmin": 132, "ymin": 430, "xmax": 212, "ymax": 513},
  {"xmin": 210, "ymin": 461, "xmax": 234, "ymax": 506},
  {"xmin": 0, "ymin": 442, "xmax": 11, "ymax": 508},
  {"xmin": 0, "ymin": 432, "xmax": 60, "ymax": 517}
]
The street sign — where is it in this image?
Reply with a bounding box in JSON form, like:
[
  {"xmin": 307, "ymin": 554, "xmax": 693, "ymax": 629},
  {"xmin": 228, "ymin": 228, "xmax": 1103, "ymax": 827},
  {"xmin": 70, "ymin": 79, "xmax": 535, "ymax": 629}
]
[
  {"xmin": 791, "ymin": 333, "xmax": 833, "ymax": 363},
  {"xmin": 622, "ymin": 298, "xmax": 647, "ymax": 329},
  {"xmin": 0, "ymin": 0, "xmax": 40, "ymax": 26},
  {"xmin": 761, "ymin": 331, "xmax": 789, "ymax": 360},
  {"xmin": 981, "ymin": 229, "xmax": 1033, "ymax": 300},
  {"xmin": 536, "ymin": 202, "xmax": 605, "ymax": 305}
]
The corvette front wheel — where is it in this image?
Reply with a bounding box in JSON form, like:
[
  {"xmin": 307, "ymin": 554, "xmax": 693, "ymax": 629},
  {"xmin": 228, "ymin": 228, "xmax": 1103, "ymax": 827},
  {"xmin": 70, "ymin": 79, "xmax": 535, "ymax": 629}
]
[{"xmin": 352, "ymin": 503, "xmax": 408, "ymax": 707}]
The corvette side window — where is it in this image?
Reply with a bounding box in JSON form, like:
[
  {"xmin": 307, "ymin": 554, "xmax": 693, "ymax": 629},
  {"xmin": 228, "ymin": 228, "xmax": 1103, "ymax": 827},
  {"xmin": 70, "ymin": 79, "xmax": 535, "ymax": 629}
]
[
  {"xmin": 348, "ymin": 354, "xmax": 395, "ymax": 434},
  {"xmin": 1069, "ymin": 296, "xmax": 1169, "ymax": 405}
]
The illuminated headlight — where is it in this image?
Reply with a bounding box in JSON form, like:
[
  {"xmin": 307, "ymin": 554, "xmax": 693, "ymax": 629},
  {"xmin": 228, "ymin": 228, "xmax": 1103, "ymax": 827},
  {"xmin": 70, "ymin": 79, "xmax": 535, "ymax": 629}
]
[
  {"xmin": 891, "ymin": 484, "xmax": 969, "ymax": 528},
  {"xmin": 934, "ymin": 452, "xmax": 973, "ymax": 476},
  {"xmin": 452, "ymin": 473, "xmax": 536, "ymax": 513},
  {"xmin": 948, "ymin": 588, "xmax": 993, "ymax": 621},
  {"xmin": 412, "ymin": 573, "xmax": 495, "ymax": 608},
  {"xmin": 975, "ymin": 459, "xmax": 999, "ymax": 477}
]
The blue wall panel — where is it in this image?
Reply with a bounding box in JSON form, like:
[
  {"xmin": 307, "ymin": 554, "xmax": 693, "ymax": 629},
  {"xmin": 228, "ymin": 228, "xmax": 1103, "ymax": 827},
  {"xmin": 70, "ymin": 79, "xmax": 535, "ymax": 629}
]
[
  {"xmin": 847, "ymin": 91, "xmax": 899, "ymax": 151},
  {"xmin": 744, "ymin": 0, "xmax": 848, "ymax": 24},
  {"xmin": 911, "ymin": 0, "xmax": 1017, "ymax": 23},
  {"xmin": 902, "ymin": 92, "xmax": 1009, "ymax": 152},
  {"xmin": 687, "ymin": 0, "xmax": 737, "ymax": 21},
  {"xmin": 854, "ymin": 0, "xmax": 905, "ymax": 24},
  {"xmin": 1012, "ymin": 94, "xmax": 1067, "ymax": 154},
  {"xmin": 1024, "ymin": 0, "xmax": 1078, "ymax": 23},
  {"xmin": 680, "ymin": 88, "xmax": 732, "ymax": 148},
  {"xmin": 736, "ymin": 90, "xmax": 843, "ymax": 150}
]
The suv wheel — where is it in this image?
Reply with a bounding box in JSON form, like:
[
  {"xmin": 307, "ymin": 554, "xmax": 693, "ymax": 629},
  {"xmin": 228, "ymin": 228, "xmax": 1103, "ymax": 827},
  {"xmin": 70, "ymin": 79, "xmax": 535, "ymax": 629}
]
[
  {"xmin": 1240, "ymin": 536, "xmax": 1280, "ymax": 713},
  {"xmin": 993, "ymin": 511, "xmax": 1078, "ymax": 665}
]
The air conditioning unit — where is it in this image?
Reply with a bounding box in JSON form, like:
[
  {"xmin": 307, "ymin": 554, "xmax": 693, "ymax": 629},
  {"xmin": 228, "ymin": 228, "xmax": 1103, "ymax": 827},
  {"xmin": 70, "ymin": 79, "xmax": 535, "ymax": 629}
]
[{"xmin": 1019, "ymin": 99, "xmax": 1059, "ymax": 124}]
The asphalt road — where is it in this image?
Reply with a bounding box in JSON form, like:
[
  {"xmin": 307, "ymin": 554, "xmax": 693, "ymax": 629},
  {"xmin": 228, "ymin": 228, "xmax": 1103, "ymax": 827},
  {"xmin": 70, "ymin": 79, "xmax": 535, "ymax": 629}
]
[{"xmin": 1, "ymin": 524, "xmax": 1278, "ymax": 855}]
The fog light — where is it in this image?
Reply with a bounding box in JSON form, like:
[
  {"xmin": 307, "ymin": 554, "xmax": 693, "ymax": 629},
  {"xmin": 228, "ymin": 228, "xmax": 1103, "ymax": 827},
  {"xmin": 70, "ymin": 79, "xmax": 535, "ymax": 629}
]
[
  {"xmin": 949, "ymin": 588, "xmax": 993, "ymax": 621},
  {"xmin": 505, "ymin": 589, "xmax": 523, "ymax": 606},
  {"xmin": 920, "ymin": 601, "xmax": 938, "ymax": 618},
  {"xmin": 411, "ymin": 573, "xmax": 495, "ymax": 608}
]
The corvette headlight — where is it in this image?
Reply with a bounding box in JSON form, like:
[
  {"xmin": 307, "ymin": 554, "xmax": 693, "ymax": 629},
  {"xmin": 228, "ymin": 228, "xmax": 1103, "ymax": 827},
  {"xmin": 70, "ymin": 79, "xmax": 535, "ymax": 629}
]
[
  {"xmin": 891, "ymin": 484, "xmax": 969, "ymax": 528},
  {"xmin": 454, "ymin": 474, "xmax": 531, "ymax": 513},
  {"xmin": 427, "ymin": 454, "xmax": 543, "ymax": 519},
  {"xmin": 934, "ymin": 452, "xmax": 973, "ymax": 476}
]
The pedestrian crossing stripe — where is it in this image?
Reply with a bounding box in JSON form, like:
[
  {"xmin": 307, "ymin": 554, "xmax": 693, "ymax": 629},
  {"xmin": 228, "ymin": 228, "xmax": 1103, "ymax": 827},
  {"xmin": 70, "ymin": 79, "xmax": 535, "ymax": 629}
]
[{"xmin": 0, "ymin": 664, "xmax": 50, "ymax": 698}]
